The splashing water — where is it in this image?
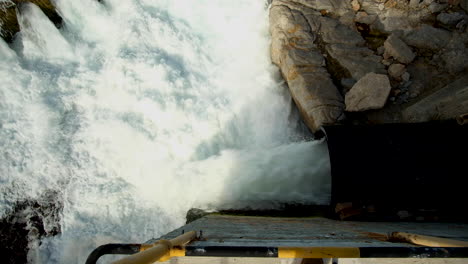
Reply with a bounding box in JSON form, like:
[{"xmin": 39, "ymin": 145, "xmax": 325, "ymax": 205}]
[{"xmin": 0, "ymin": 0, "xmax": 331, "ymax": 263}]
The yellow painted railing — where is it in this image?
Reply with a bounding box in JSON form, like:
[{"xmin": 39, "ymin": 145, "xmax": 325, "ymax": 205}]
[{"xmin": 112, "ymin": 231, "xmax": 197, "ymax": 264}]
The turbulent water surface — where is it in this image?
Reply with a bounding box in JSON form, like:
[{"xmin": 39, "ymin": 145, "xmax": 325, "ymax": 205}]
[{"xmin": 0, "ymin": 0, "xmax": 331, "ymax": 263}]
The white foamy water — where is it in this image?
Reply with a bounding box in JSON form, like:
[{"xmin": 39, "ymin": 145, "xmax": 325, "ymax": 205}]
[{"xmin": 0, "ymin": 0, "xmax": 331, "ymax": 263}]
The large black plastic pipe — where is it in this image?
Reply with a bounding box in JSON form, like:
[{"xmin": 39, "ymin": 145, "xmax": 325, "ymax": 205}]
[{"xmin": 323, "ymin": 121, "xmax": 468, "ymax": 221}]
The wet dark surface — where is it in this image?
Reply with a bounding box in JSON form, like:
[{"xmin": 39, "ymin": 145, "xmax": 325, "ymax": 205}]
[
  {"xmin": 0, "ymin": 191, "xmax": 62, "ymax": 264},
  {"xmin": 324, "ymin": 121, "xmax": 468, "ymax": 222}
]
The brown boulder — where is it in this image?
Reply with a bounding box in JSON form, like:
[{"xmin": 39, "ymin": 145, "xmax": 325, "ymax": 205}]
[
  {"xmin": 345, "ymin": 73, "xmax": 392, "ymax": 112},
  {"xmin": 384, "ymin": 35, "xmax": 416, "ymax": 64}
]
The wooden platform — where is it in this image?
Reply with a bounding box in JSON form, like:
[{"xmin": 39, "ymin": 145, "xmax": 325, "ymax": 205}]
[
  {"xmin": 143, "ymin": 215, "xmax": 468, "ymax": 263},
  {"xmin": 154, "ymin": 215, "xmax": 468, "ymax": 248}
]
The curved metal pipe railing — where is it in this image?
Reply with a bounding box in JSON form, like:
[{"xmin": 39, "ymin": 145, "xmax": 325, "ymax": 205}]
[
  {"xmin": 390, "ymin": 232, "xmax": 468, "ymax": 247},
  {"xmin": 85, "ymin": 231, "xmax": 196, "ymax": 264},
  {"xmin": 85, "ymin": 244, "xmax": 142, "ymax": 264},
  {"xmin": 112, "ymin": 231, "xmax": 196, "ymax": 264}
]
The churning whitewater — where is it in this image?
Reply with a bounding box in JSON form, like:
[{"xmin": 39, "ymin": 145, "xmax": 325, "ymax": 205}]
[{"xmin": 0, "ymin": 0, "xmax": 331, "ymax": 263}]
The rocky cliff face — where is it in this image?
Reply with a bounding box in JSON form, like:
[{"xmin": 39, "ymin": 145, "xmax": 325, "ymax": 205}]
[
  {"xmin": 270, "ymin": 0, "xmax": 468, "ymax": 132},
  {"xmin": 0, "ymin": 0, "xmax": 62, "ymax": 43},
  {"xmin": 270, "ymin": 3, "xmax": 346, "ymax": 132}
]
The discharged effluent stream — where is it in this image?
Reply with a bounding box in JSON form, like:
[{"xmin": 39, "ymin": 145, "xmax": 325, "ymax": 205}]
[{"xmin": 0, "ymin": 0, "xmax": 331, "ymax": 263}]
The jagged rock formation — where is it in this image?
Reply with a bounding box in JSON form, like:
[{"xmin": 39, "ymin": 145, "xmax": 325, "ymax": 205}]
[
  {"xmin": 0, "ymin": 0, "xmax": 62, "ymax": 43},
  {"xmin": 270, "ymin": 0, "xmax": 468, "ymax": 132},
  {"xmin": 270, "ymin": 2, "xmax": 345, "ymax": 132}
]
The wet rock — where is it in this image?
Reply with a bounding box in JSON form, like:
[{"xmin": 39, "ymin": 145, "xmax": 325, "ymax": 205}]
[
  {"xmin": 462, "ymin": 0, "xmax": 468, "ymax": 12},
  {"xmin": 388, "ymin": 63, "xmax": 406, "ymax": 79},
  {"xmin": 283, "ymin": 48, "xmax": 326, "ymax": 72},
  {"xmin": 406, "ymin": 58, "xmax": 451, "ymax": 97},
  {"xmin": 403, "ymin": 24, "xmax": 452, "ymax": 50},
  {"xmin": 443, "ymin": 51, "xmax": 468, "ymax": 72},
  {"xmin": 319, "ymin": 16, "xmax": 365, "ymax": 45},
  {"xmin": 409, "ymin": 80, "xmax": 425, "ymax": 98},
  {"xmin": 410, "ymin": 0, "xmax": 421, "ymax": 8},
  {"xmin": 355, "ymin": 11, "xmax": 378, "ymax": 25},
  {"xmin": 315, "ymin": 0, "xmax": 351, "ymax": 15},
  {"xmin": 271, "ymin": 0, "xmax": 320, "ymax": 16},
  {"xmin": 377, "ymin": 46, "xmax": 385, "ymax": 55},
  {"xmin": 313, "ymin": 14, "xmax": 385, "ymax": 80},
  {"xmin": 327, "ymin": 44, "xmax": 386, "ymax": 80},
  {"xmin": 340, "ymin": 11, "xmax": 357, "ymax": 27},
  {"xmin": 341, "ymin": 78, "xmax": 357, "ymax": 90},
  {"xmin": 186, "ymin": 208, "xmax": 210, "ymax": 224},
  {"xmin": 270, "ymin": 5, "xmax": 314, "ymax": 65},
  {"xmin": 0, "ymin": 0, "xmax": 62, "ymax": 43},
  {"xmin": 457, "ymin": 19, "xmax": 468, "ymax": 31},
  {"xmin": 378, "ymin": 9, "xmax": 416, "ymax": 32},
  {"xmin": 428, "ymin": 2, "xmax": 448, "ymax": 13},
  {"xmin": 286, "ymin": 68, "xmax": 345, "ymax": 130},
  {"xmin": 449, "ymin": 0, "xmax": 461, "ymax": 6},
  {"xmin": 270, "ymin": 0, "xmax": 467, "ymax": 126},
  {"xmin": 437, "ymin": 12, "xmax": 465, "ymax": 26},
  {"xmin": 392, "ymin": 89, "xmax": 402, "ymax": 97},
  {"xmin": 360, "ymin": 0, "xmax": 384, "ymax": 15},
  {"xmin": 384, "ymin": 34, "xmax": 416, "ymax": 64},
  {"xmin": 382, "ymin": 59, "xmax": 393, "ymax": 66},
  {"xmin": 403, "ymin": 74, "xmax": 468, "ymax": 122},
  {"xmin": 345, "ymin": 73, "xmax": 392, "ymax": 112},
  {"xmin": 402, "ymin": 71, "xmax": 411, "ymax": 82},
  {"xmin": 269, "ymin": 3, "xmax": 345, "ymax": 132},
  {"xmin": 351, "ymin": 0, "xmax": 361, "ymax": 11},
  {"xmin": 439, "ymin": 32, "xmax": 468, "ymax": 73},
  {"xmin": 274, "ymin": 0, "xmax": 350, "ymax": 16},
  {"xmin": 385, "ymin": 0, "xmax": 398, "ymax": 9}
]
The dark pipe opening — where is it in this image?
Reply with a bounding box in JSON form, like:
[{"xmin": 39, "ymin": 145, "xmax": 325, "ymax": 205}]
[{"xmin": 323, "ymin": 121, "xmax": 468, "ymax": 221}]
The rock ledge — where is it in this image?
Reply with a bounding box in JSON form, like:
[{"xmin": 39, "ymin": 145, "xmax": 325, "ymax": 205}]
[{"xmin": 270, "ymin": 0, "xmax": 468, "ymax": 131}]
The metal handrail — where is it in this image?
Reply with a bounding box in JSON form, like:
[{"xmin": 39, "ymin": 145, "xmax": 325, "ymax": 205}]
[
  {"xmin": 85, "ymin": 231, "xmax": 196, "ymax": 264},
  {"xmin": 85, "ymin": 244, "xmax": 142, "ymax": 264},
  {"xmin": 112, "ymin": 231, "xmax": 197, "ymax": 264},
  {"xmin": 86, "ymin": 230, "xmax": 468, "ymax": 263},
  {"xmin": 390, "ymin": 232, "xmax": 468, "ymax": 247}
]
